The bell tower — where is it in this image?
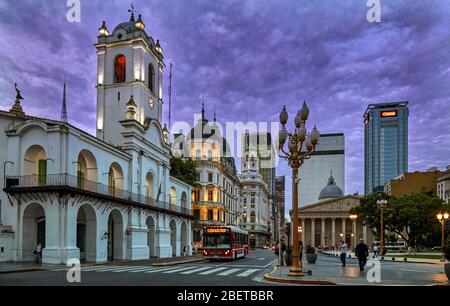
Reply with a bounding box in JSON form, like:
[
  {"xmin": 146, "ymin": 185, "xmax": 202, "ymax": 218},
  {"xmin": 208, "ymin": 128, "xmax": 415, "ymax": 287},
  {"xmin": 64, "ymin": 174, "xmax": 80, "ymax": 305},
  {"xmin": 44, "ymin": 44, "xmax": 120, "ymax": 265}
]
[{"xmin": 95, "ymin": 11, "xmax": 165, "ymax": 146}]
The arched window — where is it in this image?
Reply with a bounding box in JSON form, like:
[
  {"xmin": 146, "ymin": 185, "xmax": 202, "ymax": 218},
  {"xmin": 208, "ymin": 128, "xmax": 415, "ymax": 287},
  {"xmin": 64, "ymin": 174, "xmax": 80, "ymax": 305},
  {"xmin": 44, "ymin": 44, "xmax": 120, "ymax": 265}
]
[
  {"xmin": 148, "ymin": 64, "xmax": 155, "ymax": 92},
  {"xmin": 207, "ymin": 150, "xmax": 212, "ymax": 161},
  {"xmin": 114, "ymin": 55, "xmax": 126, "ymax": 83},
  {"xmin": 195, "ymin": 149, "xmax": 201, "ymax": 161}
]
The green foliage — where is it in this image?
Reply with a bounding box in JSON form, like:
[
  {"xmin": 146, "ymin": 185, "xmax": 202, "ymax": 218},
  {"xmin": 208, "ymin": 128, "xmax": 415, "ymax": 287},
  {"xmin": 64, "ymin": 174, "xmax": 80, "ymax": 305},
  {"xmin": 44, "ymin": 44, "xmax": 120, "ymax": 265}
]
[
  {"xmin": 445, "ymin": 237, "xmax": 450, "ymax": 261},
  {"xmin": 305, "ymin": 243, "xmax": 316, "ymax": 254},
  {"xmin": 350, "ymin": 190, "xmax": 450, "ymax": 247},
  {"xmin": 170, "ymin": 157, "xmax": 198, "ymax": 186}
]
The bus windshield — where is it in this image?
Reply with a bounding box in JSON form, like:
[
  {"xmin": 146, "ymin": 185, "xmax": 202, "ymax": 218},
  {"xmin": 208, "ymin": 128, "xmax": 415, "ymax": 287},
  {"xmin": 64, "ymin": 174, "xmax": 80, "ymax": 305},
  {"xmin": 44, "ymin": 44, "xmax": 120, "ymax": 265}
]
[{"xmin": 203, "ymin": 234, "xmax": 231, "ymax": 249}]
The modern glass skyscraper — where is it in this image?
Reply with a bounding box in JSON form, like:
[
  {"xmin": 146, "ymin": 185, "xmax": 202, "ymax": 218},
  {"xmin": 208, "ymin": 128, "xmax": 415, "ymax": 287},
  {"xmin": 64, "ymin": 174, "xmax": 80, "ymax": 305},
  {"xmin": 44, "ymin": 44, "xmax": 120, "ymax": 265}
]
[{"xmin": 364, "ymin": 102, "xmax": 409, "ymax": 195}]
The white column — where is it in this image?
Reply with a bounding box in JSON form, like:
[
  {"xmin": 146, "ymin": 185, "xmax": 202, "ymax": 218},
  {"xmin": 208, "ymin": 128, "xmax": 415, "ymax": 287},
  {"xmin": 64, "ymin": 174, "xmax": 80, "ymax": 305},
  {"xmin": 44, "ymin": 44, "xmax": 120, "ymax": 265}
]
[
  {"xmin": 331, "ymin": 218, "xmax": 336, "ymax": 248},
  {"xmin": 341, "ymin": 218, "xmax": 346, "ymax": 242},
  {"xmin": 301, "ymin": 218, "xmax": 306, "ymax": 243},
  {"xmin": 321, "ymin": 218, "xmax": 326, "ymax": 246},
  {"xmin": 310, "ymin": 218, "xmax": 315, "ymax": 246}
]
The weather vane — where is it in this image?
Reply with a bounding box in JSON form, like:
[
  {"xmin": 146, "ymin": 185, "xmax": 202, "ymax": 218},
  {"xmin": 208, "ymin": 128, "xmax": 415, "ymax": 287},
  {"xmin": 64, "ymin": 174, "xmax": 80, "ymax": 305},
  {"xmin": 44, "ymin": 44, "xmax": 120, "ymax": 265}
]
[{"xmin": 128, "ymin": 2, "xmax": 136, "ymax": 16}]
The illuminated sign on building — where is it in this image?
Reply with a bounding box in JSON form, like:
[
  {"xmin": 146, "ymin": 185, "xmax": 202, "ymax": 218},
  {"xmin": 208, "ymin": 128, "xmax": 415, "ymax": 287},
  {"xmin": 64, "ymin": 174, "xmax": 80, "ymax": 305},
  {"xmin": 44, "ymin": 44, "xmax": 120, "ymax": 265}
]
[
  {"xmin": 380, "ymin": 110, "xmax": 397, "ymax": 118},
  {"xmin": 206, "ymin": 228, "xmax": 227, "ymax": 234}
]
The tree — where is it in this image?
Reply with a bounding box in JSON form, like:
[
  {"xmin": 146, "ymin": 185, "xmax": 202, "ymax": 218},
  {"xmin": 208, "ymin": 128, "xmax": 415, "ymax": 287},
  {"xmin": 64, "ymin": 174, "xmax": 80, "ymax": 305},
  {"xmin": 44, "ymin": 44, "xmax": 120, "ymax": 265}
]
[
  {"xmin": 170, "ymin": 157, "xmax": 198, "ymax": 186},
  {"xmin": 350, "ymin": 190, "xmax": 450, "ymax": 247}
]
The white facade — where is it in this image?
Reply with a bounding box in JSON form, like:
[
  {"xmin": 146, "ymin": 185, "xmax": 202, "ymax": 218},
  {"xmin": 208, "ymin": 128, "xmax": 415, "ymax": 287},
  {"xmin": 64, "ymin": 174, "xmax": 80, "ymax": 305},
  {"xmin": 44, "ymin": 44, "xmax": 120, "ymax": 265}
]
[
  {"xmin": 0, "ymin": 14, "xmax": 193, "ymax": 264},
  {"xmin": 437, "ymin": 168, "xmax": 450, "ymax": 204},
  {"xmin": 239, "ymin": 152, "xmax": 271, "ymax": 248},
  {"xmin": 298, "ymin": 133, "xmax": 345, "ymax": 207}
]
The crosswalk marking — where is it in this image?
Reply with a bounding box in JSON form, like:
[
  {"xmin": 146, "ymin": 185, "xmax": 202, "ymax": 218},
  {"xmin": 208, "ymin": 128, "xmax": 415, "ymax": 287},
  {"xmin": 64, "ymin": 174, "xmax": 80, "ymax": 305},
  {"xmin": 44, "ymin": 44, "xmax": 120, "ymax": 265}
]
[
  {"xmin": 52, "ymin": 264, "xmax": 261, "ymax": 278},
  {"xmin": 236, "ymin": 269, "xmax": 259, "ymax": 277},
  {"xmin": 162, "ymin": 266, "xmax": 198, "ymax": 274},
  {"xmin": 145, "ymin": 266, "xmax": 190, "ymax": 273},
  {"xmin": 217, "ymin": 268, "xmax": 241, "ymax": 276},
  {"xmin": 180, "ymin": 267, "xmax": 212, "ymax": 274},
  {"xmin": 128, "ymin": 267, "xmax": 157, "ymax": 273},
  {"xmin": 81, "ymin": 266, "xmax": 124, "ymax": 272},
  {"xmin": 111, "ymin": 266, "xmax": 153, "ymax": 272},
  {"xmin": 198, "ymin": 267, "xmax": 228, "ymax": 275}
]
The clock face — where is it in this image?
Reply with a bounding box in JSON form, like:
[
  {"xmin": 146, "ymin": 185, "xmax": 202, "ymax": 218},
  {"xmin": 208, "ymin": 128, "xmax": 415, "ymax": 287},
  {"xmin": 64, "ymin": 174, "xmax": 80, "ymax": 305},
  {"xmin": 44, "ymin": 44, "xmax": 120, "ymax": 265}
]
[{"xmin": 148, "ymin": 97, "xmax": 154, "ymax": 109}]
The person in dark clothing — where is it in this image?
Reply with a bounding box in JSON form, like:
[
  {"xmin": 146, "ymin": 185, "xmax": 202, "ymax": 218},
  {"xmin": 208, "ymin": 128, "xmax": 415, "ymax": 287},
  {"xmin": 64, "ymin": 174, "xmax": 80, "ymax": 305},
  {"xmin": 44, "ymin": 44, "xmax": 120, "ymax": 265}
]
[{"xmin": 355, "ymin": 238, "xmax": 369, "ymax": 271}]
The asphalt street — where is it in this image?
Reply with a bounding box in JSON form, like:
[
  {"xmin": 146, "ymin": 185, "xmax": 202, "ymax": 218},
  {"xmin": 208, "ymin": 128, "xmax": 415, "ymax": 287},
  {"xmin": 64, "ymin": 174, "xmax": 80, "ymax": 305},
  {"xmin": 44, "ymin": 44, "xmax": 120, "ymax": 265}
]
[
  {"xmin": 0, "ymin": 249, "xmax": 278, "ymax": 286},
  {"xmin": 0, "ymin": 249, "xmax": 447, "ymax": 286}
]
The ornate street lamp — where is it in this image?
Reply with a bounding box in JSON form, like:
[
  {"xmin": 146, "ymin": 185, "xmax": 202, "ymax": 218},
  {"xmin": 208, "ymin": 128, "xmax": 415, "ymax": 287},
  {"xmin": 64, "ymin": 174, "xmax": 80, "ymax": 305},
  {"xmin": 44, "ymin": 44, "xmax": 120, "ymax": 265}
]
[
  {"xmin": 437, "ymin": 212, "xmax": 449, "ymax": 262},
  {"xmin": 350, "ymin": 214, "xmax": 357, "ymax": 252},
  {"xmin": 377, "ymin": 199, "xmax": 388, "ymax": 259},
  {"xmin": 278, "ymin": 102, "xmax": 320, "ymax": 276}
]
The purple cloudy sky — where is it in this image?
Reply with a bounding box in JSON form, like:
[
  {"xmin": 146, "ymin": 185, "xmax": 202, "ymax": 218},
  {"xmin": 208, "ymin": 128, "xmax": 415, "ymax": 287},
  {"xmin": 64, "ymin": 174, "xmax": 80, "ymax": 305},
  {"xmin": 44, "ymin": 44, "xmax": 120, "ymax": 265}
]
[{"xmin": 1, "ymin": 0, "xmax": 450, "ymax": 217}]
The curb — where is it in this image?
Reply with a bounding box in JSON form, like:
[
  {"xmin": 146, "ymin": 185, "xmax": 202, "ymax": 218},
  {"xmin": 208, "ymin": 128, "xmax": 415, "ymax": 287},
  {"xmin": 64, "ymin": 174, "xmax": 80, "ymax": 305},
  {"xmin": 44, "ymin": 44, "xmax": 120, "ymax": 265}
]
[
  {"xmin": 319, "ymin": 252, "xmax": 443, "ymax": 265},
  {"xmin": 0, "ymin": 268, "xmax": 47, "ymax": 274},
  {"xmin": 263, "ymin": 266, "xmax": 336, "ymax": 286}
]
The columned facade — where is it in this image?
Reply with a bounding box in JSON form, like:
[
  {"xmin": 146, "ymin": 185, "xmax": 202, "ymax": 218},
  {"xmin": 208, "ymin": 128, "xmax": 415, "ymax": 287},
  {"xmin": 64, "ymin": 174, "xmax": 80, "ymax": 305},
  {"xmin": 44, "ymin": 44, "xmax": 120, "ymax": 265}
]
[{"xmin": 292, "ymin": 196, "xmax": 375, "ymax": 249}]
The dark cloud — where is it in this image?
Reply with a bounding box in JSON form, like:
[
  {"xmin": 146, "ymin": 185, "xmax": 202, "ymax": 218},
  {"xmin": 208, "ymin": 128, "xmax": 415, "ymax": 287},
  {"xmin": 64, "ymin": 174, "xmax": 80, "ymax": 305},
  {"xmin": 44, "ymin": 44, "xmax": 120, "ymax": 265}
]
[{"xmin": 0, "ymin": 0, "xmax": 449, "ymax": 217}]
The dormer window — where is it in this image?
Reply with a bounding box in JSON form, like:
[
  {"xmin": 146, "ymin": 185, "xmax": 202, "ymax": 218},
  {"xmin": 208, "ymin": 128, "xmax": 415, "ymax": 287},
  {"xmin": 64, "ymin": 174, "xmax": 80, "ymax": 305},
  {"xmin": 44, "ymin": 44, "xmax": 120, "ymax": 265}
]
[{"xmin": 114, "ymin": 55, "xmax": 126, "ymax": 83}]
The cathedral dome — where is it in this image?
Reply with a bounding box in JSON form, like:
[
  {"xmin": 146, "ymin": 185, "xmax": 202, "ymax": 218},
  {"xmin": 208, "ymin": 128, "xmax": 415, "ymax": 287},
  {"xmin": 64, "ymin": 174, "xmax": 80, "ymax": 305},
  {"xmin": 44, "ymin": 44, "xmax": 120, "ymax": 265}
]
[{"xmin": 318, "ymin": 174, "xmax": 343, "ymax": 201}]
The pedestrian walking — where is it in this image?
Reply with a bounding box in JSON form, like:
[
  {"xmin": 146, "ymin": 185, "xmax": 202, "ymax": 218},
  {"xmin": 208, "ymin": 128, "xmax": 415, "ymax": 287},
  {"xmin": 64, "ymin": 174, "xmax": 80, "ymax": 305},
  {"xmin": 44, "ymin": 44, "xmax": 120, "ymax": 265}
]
[
  {"xmin": 355, "ymin": 239, "xmax": 369, "ymax": 271},
  {"xmin": 298, "ymin": 240, "xmax": 304, "ymax": 271},
  {"xmin": 34, "ymin": 241, "xmax": 42, "ymax": 264},
  {"xmin": 339, "ymin": 240, "xmax": 348, "ymax": 267},
  {"xmin": 182, "ymin": 245, "xmax": 187, "ymax": 256},
  {"xmin": 373, "ymin": 244, "xmax": 378, "ymax": 258},
  {"xmin": 280, "ymin": 240, "xmax": 287, "ymax": 266}
]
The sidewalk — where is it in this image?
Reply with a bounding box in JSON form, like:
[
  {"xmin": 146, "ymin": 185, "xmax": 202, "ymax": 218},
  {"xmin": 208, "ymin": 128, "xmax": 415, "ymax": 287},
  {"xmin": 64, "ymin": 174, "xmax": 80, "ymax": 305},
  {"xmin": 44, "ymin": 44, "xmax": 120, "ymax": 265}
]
[
  {"xmin": 321, "ymin": 251, "xmax": 444, "ymax": 265},
  {"xmin": 0, "ymin": 254, "xmax": 205, "ymax": 274},
  {"xmin": 264, "ymin": 265, "xmax": 336, "ymax": 285}
]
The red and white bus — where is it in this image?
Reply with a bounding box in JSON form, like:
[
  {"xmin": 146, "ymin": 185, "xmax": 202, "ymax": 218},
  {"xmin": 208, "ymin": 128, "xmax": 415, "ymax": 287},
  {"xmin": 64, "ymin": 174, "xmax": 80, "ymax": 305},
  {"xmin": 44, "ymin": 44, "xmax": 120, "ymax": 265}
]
[{"xmin": 202, "ymin": 226, "xmax": 249, "ymax": 260}]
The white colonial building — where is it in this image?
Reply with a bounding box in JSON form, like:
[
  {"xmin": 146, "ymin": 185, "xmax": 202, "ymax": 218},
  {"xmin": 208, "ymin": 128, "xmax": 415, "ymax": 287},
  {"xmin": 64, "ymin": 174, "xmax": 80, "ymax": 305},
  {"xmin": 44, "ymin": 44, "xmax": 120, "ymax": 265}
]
[
  {"xmin": 0, "ymin": 13, "xmax": 194, "ymax": 264},
  {"xmin": 239, "ymin": 151, "xmax": 271, "ymax": 248}
]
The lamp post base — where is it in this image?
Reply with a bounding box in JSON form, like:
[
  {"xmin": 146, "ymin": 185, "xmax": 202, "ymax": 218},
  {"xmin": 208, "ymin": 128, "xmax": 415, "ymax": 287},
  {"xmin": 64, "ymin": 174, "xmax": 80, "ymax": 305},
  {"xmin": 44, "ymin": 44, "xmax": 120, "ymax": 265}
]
[{"xmin": 288, "ymin": 267, "xmax": 304, "ymax": 277}]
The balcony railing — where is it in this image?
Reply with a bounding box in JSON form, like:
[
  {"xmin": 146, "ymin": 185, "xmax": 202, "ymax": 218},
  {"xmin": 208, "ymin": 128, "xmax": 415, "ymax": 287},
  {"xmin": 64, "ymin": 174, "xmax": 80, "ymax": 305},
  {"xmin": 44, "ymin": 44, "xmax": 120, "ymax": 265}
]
[{"xmin": 4, "ymin": 174, "xmax": 193, "ymax": 218}]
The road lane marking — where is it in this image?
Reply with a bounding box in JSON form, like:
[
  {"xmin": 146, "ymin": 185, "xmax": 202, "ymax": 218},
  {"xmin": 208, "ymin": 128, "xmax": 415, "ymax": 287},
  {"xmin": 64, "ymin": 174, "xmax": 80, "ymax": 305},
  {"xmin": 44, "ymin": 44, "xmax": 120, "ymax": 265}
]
[
  {"xmin": 217, "ymin": 268, "xmax": 241, "ymax": 276},
  {"xmin": 128, "ymin": 267, "xmax": 158, "ymax": 273},
  {"xmin": 265, "ymin": 259, "xmax": 278, "ymax": 267},
  {"xmin": 162, "ymin": 266, "xmax": 198, "ymax": 274},
  {"xmin": 258, "ymin": 258, "xmax": 265, "ymax": 261},
  {"xmin": 198, "ymin": 267, "xmax": 228, "ymax": 275},
  {"xmin": 111, "ymin": 266, "xmax": 153, "ymax": 272},
  {"xmin": 144, "ymin": 266, "xmax": 191, "ymax": 273},
  {"xmin": 81, "ymin": 266, "xmax": 126, "ymax": 272},
  {"xmin": 236, "ymin": 269, "xmax": 260, "ymax": 277},
  {"xmin": 180, "ymin": 267, "xmax": 213, "ymax": 274}
]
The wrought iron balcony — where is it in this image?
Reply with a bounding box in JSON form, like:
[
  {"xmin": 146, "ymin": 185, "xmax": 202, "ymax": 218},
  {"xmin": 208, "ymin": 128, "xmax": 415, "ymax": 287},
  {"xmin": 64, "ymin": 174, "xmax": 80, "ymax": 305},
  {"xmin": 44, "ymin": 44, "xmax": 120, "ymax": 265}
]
[{"xmin": 4, "ymin": 173, "xmax": 194, "ymax": 218}]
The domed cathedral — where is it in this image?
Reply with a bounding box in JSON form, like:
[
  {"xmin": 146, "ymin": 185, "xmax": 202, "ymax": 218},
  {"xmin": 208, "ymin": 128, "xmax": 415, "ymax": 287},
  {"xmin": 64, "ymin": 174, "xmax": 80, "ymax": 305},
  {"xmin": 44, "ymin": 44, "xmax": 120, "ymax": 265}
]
[
  {"xmin": 292, "ymin": 173, "xmax": 374, "ymax": 249},
  {"xmin": 95, "ymin": 11, "xmax": 165, "ymax": 147},
  {"xmin": 177, "ymin": 104, "xmax": 241, "ymax": 248},
  {"xmin": 318, "ymin": 172, "xmax": 344, "ymax": 201},
  {"xmin": 0, "ymin": 10, "xmax": 194, "ymax": 265}
]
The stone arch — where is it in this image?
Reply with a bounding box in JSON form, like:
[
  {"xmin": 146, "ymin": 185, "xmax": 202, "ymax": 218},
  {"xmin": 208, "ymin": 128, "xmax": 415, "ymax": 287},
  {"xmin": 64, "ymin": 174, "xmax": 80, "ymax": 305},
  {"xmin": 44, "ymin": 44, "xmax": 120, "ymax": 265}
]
[
  {"xmin": 108, "ymin": 162, "xmax": 124, "ymax": 196},
  {"xmin": 76, "ymin": 204, "xmax": 97, "ymax": 262},
  {"xmin": 145, "ymin": 171, "xmax": 155, "ymax": 200},
  {"xmin": 181, "ymin": 192, "xmax": 188, "ymax": 210},
  {"xmin": 23, "ymin": 145, "xmax": 47, "ymax": 185},
  {"xmin": 146, "ymin": 215, "xmax": 156, "ymax": 258},
  {"xmin": 180, "ymin": 221, "xmax": 188, "ymax": 256},
  {"xmin": 107, "ymin": 209, "xmax": 124, "ymax": 261},
  {"xmin": 169, "ymin": 219, "xmax": 177, "ymax": 257},
  {"xmin": 170, "ymin": 187, "xmax": 177, "ymax": 206},
  {"xmin": 21, "ymin": 202, "xmax": 46, "ymax": 261},
  {"xmin": 77, "ymin": 149, "xmax": 98, "ymax": 189}
]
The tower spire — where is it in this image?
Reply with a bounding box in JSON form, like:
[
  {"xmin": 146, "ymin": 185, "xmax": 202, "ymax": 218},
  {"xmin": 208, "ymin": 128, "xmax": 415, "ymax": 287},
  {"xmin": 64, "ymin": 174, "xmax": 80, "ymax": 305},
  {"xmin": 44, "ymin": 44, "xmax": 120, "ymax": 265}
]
[
  {"xmin": 61, "ymin": 78, "xmax": 67, "ymax": 123},
  {"xmin": 168, "ymin": 62, "xmax": 172, "ymax": 130},
  {"xmin": 201, "ymin": 91, "xmax": 205, "ymax": 121}
]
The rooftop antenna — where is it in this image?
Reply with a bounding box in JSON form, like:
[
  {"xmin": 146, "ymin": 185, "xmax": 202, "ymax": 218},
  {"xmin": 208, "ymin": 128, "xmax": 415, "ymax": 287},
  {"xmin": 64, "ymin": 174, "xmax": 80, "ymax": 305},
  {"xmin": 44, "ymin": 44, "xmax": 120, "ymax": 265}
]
[
  {"xmin": 60, "ymin": 77, "xmax": 67, "ymax": 123},
  {"xmin": 201, "ymin": 91, "xmax": 205, "ymax": 120},
  {"xmin": 213, "ymin": 104, "xmax": 216, "ymax": 122},
  {"xmin": 168, "ymin": 62, "xmax": 172, "ymax": 130}
]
